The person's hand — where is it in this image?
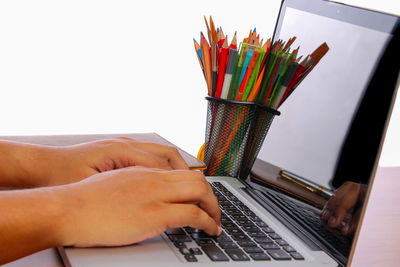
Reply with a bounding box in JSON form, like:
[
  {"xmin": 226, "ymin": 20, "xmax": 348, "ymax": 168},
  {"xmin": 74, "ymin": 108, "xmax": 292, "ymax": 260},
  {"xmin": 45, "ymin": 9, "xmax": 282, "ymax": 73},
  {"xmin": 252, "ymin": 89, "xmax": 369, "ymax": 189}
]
[
  {"xmin": 56, "ymin": 167, "xmax": 221, "ymax": 247},
  {"xmin": 28, "ymin": 137, "xmax": 189, "ymax": 186},
  {"xmin": 321, "ymin": 181, "xmax": 367, "ymax": 235}
]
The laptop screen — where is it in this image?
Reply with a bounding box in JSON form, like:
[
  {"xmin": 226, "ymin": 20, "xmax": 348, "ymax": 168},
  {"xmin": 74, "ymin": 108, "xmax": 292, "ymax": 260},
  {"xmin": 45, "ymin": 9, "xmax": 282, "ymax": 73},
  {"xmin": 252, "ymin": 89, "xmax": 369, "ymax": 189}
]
[
  {"xmin": 253, "ymin": 0, "xmax": 399, "ymax": 265},
  {"xmin": 257, "ymin": 0, "xmax": 399, "ymax": 189}
]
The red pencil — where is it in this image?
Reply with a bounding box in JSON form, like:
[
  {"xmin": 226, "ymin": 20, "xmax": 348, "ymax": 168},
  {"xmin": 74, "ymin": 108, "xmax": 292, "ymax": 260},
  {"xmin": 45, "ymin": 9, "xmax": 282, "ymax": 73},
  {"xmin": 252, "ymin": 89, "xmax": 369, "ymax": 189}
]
[
  {"xmin": 229, "ymin": 31, "xmax": 237, "ymax": 50},
  {"xmin": 215, "ymin": 39, "xmax": 229, "ymax": 98}
]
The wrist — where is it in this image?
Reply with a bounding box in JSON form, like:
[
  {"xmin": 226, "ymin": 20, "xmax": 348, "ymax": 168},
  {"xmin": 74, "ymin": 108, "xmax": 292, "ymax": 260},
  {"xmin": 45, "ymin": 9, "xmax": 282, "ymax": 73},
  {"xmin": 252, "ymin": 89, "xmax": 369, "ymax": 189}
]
[
  {"xmin": 0, "ymin": 186, "xmax": 72, "ymax": 263},
  {"xmin": 35, "ymin": 185, "xmax": 77, "ymax": 247},
  {"xmin": 51, "ymin": 183, "xmax": 85, "ymax": 247},
  {"xmin": 0, "ymin": 141, "xmax": 52, "ymax": 187}
]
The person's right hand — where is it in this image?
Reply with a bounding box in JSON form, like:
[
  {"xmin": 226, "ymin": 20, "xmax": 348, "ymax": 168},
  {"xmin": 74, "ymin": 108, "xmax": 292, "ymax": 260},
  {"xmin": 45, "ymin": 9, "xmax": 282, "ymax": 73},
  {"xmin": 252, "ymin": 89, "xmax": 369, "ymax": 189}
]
[{"xmin": 56, "ymin": 167, "xmax": 221, "ymax": 247}]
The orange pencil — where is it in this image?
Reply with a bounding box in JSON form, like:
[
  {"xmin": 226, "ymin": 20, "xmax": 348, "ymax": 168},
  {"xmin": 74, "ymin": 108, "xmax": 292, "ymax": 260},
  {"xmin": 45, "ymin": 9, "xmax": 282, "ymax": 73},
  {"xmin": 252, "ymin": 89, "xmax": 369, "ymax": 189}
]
[
  {"xmin": 209, "ymin": 16, "xmax": 218, "ymax": 44},
  {"xmin": 247, "ymin": 65, "xmax": 266, "ymax": 102},
  {"xmin": 193, "ymin": 38, "xmax": 205, "ymax": 78},
  {"xmin": 201, "ymin": 32, "xmax": 212, "ymax": 95},
  {"xmin": 203, "ymin": 16, "xmax": 212, "ymax": 44}
]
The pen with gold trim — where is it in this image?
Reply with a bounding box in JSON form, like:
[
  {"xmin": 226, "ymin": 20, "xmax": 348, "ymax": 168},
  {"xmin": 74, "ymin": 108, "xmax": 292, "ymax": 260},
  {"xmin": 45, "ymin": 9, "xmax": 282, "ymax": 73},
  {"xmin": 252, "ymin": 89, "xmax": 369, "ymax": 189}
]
[{"xmin": 279, "ymin": 169, "xmax": 334, "ymax": 199}]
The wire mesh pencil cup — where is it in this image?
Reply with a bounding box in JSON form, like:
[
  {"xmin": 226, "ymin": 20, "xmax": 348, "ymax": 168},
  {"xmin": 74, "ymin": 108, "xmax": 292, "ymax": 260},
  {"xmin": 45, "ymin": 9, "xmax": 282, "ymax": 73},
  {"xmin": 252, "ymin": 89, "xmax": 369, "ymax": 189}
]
[
  {"xmin": 203, "ymin": 96, "xmax": 280, "ymax": 178},
  {"xmin": 238, "ymin": 103, "xmax": 280, "ymax": 179}
]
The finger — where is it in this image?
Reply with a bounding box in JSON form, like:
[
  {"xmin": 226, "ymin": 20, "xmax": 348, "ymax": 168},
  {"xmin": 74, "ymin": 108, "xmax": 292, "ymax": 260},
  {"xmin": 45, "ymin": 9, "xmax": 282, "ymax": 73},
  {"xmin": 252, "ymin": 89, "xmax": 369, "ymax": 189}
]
[
  {"xmin": 321, "ymin": 208, "xmax": 331, "ymax": 222},
  {"xmin": 160, "ymin": 180, "xmax": 220, "ymax": 224},
  {"xmin": 163, "ymin": 204, "xmax": 222, "ymax": 236},
  {"xmin": 125, "ymin": 149, "xmax": 173, "ymax": 170},
  {"xmin": 159, "ymin": 170, "xmax": 207, "ymax": 183},
  {"xmin": 328, "ymin": 206, "xmax": 348, "ymax": 228},
  {"xmin": 342, "ymin": 208, "xmax": 361, "ymax": 236},
  {"xmin": 118, "ymin": 139, "xmax": 189, "ymax": 170}
]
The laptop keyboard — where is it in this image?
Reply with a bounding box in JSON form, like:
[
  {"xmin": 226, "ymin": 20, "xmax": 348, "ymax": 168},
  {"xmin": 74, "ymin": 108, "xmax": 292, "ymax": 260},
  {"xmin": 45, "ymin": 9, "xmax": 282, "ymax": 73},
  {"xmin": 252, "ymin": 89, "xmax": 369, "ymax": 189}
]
[
  {"xmin": 260, "ymin": 188, "xmax": 352, "ymax": 256},
  {"xmin": 164, "ymin": 182, "xmax": 304, "ymax": 262}
]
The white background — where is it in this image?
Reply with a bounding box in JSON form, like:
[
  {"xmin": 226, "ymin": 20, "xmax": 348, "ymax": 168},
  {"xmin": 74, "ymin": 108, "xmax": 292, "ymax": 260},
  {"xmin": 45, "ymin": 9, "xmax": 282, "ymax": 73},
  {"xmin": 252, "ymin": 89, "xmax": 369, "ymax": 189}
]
[{"xmin": 0, "ymin": 0, "xmax": 399, "ymax": 166}]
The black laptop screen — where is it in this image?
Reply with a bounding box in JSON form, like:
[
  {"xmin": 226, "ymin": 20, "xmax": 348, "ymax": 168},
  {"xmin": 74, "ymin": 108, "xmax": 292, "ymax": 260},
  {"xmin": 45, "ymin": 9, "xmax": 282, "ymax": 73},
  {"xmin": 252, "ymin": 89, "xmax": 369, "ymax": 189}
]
[
  {"xmin": 257, "ymin": 0, "xmax": 398, "ymax": 189},
  {"xmin": 254, "ymin": 0, "xmax": 399, "ymax": 265}
]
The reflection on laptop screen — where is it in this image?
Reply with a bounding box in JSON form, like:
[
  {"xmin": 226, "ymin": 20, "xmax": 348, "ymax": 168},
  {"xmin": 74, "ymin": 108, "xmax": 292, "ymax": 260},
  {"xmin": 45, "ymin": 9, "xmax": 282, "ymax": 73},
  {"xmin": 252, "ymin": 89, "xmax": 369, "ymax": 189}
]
[
  {"xmin": 257, "ymin": 0, "xmax": 398, "ymax": 189},
  {"xmin": 254, "ymin": 0, "xmax": 399, "ymax": 265}
]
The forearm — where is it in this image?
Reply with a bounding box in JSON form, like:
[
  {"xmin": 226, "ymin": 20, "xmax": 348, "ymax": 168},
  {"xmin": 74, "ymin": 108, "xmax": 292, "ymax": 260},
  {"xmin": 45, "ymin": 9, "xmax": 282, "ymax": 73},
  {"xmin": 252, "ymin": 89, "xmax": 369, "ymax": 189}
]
[
  {"xmin": 0, "ymin": 187, "xmax": 67, "ymax": 264},
  {"xmin": 0, "ymin": 141, "xmax": 50, "ymax": 187}
]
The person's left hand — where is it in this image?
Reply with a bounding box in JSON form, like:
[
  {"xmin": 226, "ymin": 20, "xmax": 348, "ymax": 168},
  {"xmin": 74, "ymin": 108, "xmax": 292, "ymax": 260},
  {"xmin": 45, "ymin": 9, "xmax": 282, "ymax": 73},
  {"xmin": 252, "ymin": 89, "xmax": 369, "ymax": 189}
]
[
  {"xmin": 321, "ymin": 181, "xmax": 367, "ymax": 235},
  {"xmin": 28, "ymin": 137, "xmax": 189, "ymax": 186}
]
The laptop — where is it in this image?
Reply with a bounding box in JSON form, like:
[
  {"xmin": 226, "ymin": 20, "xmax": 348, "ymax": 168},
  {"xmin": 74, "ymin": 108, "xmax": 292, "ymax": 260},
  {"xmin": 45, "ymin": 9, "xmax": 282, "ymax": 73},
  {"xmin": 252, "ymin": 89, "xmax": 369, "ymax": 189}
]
[{"xmin": 59, "ymin": 0, "xmax": 400, "ymax": 266}]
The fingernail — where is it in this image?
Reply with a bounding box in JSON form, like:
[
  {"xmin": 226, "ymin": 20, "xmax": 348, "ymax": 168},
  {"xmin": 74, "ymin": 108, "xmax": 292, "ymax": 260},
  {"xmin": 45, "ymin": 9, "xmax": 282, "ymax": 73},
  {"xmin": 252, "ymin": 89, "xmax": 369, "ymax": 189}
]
[
  {"xmin": 217, "ymin": 225, "xmax": 222, "ymax": 235},
  {"xmin": 342, "ymin": 223, "xmax": 349, "ymax": 234},
  {"xmin": 328, "ymin": 216, "xmax": 336, "ymax": 226},
  {"xmin": 322, "ymin": 210, "xmax": 330, "ymax": 220}
]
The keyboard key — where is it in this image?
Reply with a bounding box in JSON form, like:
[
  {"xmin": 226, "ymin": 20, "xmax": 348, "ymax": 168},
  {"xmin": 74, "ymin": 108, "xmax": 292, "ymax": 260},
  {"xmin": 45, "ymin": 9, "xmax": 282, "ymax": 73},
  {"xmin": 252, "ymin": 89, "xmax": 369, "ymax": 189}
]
[
  {"xmin": 224, "ymin": 249, "xmax": 250, "ymax": 261},
  {"xmin": 214, "ymin": 232, "xmax": 232, "ymax": 243},
  {"xmin": 269, "ymin": 233, "xmax": 282, "ymax": 239},
  {"xmin": 243, "ymin": 246, "xmax": 263, "ymax": 253},
  {"xmin": 253, "ymin": 236, "xmax": 273, "ymax": 243},
  {"xmin": 173, "ymin": 241, "xmax": 186, "ymax": 248},
  {"xmin": 248, "ymin": 253, "xmax": 271, "ymax": 261},
  {"xmin": 237, "ymin": 240, "xmax": 257, "ymax": 247},
  {"xmin": 283, "ymin": 245, "xmax": 296, "ymax": 253},
  {"xmin": 168, "ymin": 235, "xmax": 191, "ymax": 243},
  {"xmin": 248, "ymin": 215, "xmax": 262, "ymax": 222},
  {"xmin": 179, "ymin": 247, "xmax": 191, "ymax": 255},
  {"xmin": 290, "ymin": 252, "xmax": 305, "ymax": 260},
  {"xmin": 165, "ymin": 228, "xmax": 185, "ymax": 235},
  {"xmin": 202, "ymin": 245, "xmax": 229, "ymax": 261},
  {"xmin": 184, "ymin": 254, "xmax": 198, "ymax": 262},
  {"xmin": 242, "ymin": 225, "xmax": 259, "ymax": 232},
  {"xmin": 261, "ymin": 227, "xmax": 275, "ymax": 233},
  {"xmin": 237, "ymin": 219, "xmax": 253, "ymax": 226},
  {"xmin": 185, "ymin": 228, "xmax": 202, "ymax": 234},
  {"xmin": 276, "ymin": 239, "xmax": 289, "ymax": 246},
  {"xmin": 222, "ymin": 204, "xmax": 236, "ymax": 209},
  {"xmin": 222, "ymin": 222, "xmax": 236, "ymax": 228},
  {"xmin": 191, "ymin": 232, "xmax": 212, "ymax": 240},
  {"xmin": 248, "ymin": 231, "xmax": 268, "ymax": 237},
  {"xmin": 231, "ymin": 214, "xmax": 247, "ymax": 220},
  {"xmin": 225, "ymin": 209, "xmax": 243, "ymax": 216},
  {"xmin": 196, "ymin": 239, "xmax": 214, "ymax": 246},
  {"xmin": 267, "ymin": 249, "xmax": 291, "ymax": 260},
  {"xmin": 219, "ymin": 242, "xmax": 239, "ymax": 249},
  {"xmin": 189, "ymin": 248, "xmax": 203, "ymax": 255},
  {"xmin": 260, "ymin": 243, "xmax": 280, "ymax": 250},
  {"xmin": 231, "ymin": 234, "xmax": 251, "ymax": 242},
  {"xmin": 255, "ymin": 221, "xmax": 268, "ymax": 227},
  {"xmin": 227, "ymin": 228, "xmax": 244, "ymax": 235}
]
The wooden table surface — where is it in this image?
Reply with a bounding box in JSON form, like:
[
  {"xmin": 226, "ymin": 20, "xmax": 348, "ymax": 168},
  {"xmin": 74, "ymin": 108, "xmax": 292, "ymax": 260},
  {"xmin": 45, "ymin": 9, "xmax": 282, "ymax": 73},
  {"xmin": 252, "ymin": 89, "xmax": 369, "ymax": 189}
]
[{"xmin": 2, "ymin": 134, "xmax": 399, "ymax": 267}]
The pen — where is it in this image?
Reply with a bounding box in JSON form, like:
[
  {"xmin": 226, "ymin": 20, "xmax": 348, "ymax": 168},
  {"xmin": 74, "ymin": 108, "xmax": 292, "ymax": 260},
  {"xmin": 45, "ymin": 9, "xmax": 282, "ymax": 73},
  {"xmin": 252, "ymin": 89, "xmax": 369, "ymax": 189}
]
[
  {"xmin": 279, "ymin": 169, "xmax": 334, "ymax": 199},
  {"xmin": 220, "ymin": 48, "xmax": 238, "ymax": 99},
  {"xmin": 211, "ymin": 43, "xmax": 218, "ymax": 96}
]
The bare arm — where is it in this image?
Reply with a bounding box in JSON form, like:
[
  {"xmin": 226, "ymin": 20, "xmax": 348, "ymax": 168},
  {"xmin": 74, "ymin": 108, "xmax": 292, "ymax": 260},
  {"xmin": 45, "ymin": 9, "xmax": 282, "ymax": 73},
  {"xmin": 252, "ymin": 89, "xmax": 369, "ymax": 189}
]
[
  {"xmin": 0, "ymin": 167, "xmax": 221, "ymax": 265},
  {"xmin": 0, "ymin": 137, "xmax": 188, "ymax": 188}
]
